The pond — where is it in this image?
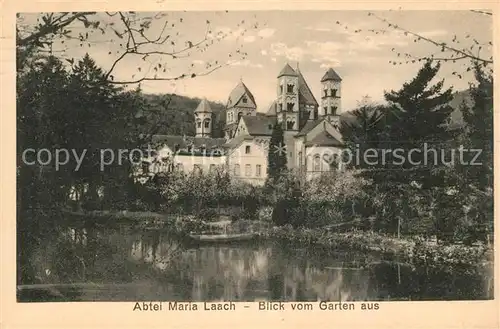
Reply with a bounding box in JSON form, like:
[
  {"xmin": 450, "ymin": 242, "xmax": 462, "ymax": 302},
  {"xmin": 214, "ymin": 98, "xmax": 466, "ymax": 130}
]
[{"xmin": 17, "ymin": 223, "xmax": 493, "ymax": 302}]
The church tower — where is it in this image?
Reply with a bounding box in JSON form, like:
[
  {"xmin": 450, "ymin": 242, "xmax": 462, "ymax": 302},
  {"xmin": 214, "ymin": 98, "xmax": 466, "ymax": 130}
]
[
  {"xmin": 224, "ymin": 79, "xmax": 256, "ymax": 139},
  {"xmin": 194, "ymin": 98, "xmax": 213, "ymax": 138},
  {"xmin": 276, "ymin": 63, "xmax": 300, "ymax": 132},
  {"xmin": 320, "ymin": 68, "xmax": 342, "ymax": 127}
]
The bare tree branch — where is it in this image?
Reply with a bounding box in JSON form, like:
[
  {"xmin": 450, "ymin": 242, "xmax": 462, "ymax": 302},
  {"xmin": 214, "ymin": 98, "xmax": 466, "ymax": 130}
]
[
  {"xmin": 17, "ymin": 12, "xmax": 96, "ymax": 47},
  {"xmin": 108, "ymin": 63, "xmax": 226, "ymax": 85},
  {"xmin": 470, "ymin": 10, "xmax": 492, "ymax": 16},
  {"xmin": 367, "ymin": 12, "xmax": 493, "ymax": 65}
]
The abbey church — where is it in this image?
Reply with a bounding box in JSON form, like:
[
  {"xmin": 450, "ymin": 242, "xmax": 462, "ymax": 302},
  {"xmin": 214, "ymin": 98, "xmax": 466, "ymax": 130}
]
[{"xmin": 142, "ymin": 63, "xmax": 345, "ymax": 185}]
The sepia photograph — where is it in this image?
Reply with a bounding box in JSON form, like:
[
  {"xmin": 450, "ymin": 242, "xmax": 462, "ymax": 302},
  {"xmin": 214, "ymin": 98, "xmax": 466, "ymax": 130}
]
[{"xmin": 15, "ymin": 9, "xmax": 494, "ymax": 304}]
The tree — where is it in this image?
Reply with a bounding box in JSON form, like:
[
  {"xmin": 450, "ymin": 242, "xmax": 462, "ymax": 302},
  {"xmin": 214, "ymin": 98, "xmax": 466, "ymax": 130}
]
[
  {"xmin": 460, "ymin": 64, "xmax": 493, "ymax": 190},
  {"xmin": 266, "ymin": 122, "xmax": 287, "ymax": 183},
  {"xmin": 377, "ymin": 61, "xmax": 454, "ymax": 188},
  {"xmin": 340, "ymin": 103, "xmax": 386, "ymax": 169}
]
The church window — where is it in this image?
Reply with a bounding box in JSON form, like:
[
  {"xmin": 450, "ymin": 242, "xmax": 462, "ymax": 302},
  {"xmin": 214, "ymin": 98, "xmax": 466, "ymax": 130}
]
[
  {"xmin": 242, "ymin": 96, "xmax": 248, "ymax": 103},
  {"xmin": 238, "ymin": 112, "xmax": 243, "ymax": 121},
  {"xmin": 287, "ymin": 102, "xmax": 294, "ymax": 112},
  {"xmin": 279, "ymin": 85, "xmax": 283, "ymax": 95},
  {"xmin": 313, "ymin": 154, "xmax": 321, "ymax": 171},
  {"xmin": 245, "ymin": 145, "xmax": 251, "ymax": 154},
  {"xmin": 323, "ymin": 89, "xmax": 328, "ymax": 98},
  {"xmin": 286, "ymin": 120, "xmax": 295, "ymax": 130},
  {"xmin": 234, "ymin": 164, "xmax": 240, "ymax": 176},
  {"xmin": 245, "ymin": 164, "xmax": 251, "ymax": 177},
  {"xmin": 278, "ymin": 104, "xmax": 283, "ymax": 112},
  {"xmin": 287, "ymin": 84, "xmax": 294, "ymax": 93},
  {"xmin": 332, "ymin": 106, "xmax": 338, "ymax": 115},
  {"xmin": 256, "ymin": 164, "xmax": 262, "ymax": 177},
  {"xmin": 196, "ymin": 120, "xmax": 201, "ymax": 128},
  {"xmin": 323, "ymin": 106, "xmax": 328, "ymax": 114},
  {"xmin": 204, "ymin": 119, "xmax": 210, "ymax": 128},
  {"xmin": 330, "ymin": 89, "xmax": 337, "ymax": 97}
]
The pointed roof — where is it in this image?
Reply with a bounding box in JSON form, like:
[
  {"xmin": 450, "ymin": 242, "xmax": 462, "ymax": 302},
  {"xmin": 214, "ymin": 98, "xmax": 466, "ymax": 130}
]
[
  {"xmin": 226, "ymin": 81, "xmax": 256, "ymax": 109},
  {"xmin": 297, "ymin": 69, "xmax": 319, "ymax": 106},
  {"xmin": 194, "ymin": 98, "xmax": 212, "ymax": 113},
  {"xmin": 321, "ymin": 68, "xmax": 342, "ymax": 82},
  {"xmin": 277, "ymin": 63, "xmax": 298, "ymax": 78},
  {"xmin": 266, "ymin": 100, "xmax": 277, "ymax": 116}
]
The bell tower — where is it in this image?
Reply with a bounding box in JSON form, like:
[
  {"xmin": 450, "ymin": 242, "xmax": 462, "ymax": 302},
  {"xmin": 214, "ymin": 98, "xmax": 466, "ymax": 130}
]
[
  {"xmin": 320, "ymin": 68, "xmax": 342, "ymax": 128},
  {"xmin": 194, "ymin": 98, "xmax": 213, "ymax": 138},
  {"xmin": 276, "ymin": 63, "xmax": 299, "ymax": 131}
]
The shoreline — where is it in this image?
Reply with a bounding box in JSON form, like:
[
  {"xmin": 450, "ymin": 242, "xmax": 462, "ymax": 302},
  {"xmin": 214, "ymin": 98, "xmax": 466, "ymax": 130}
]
[{"xmin": 62, "ymin": 210, "xmax": 493, "ymax": 268}]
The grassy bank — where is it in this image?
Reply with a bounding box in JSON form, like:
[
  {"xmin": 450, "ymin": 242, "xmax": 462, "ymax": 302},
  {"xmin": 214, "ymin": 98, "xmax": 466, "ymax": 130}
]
[{"xmin": 259, "ymin": 225, "xmax": 493, "ymax": 269}]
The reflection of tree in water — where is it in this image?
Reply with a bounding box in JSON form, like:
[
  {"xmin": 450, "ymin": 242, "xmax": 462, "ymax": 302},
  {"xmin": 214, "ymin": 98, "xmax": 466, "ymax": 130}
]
[
  {"xmin": 25, "ymin": 225, "xmax": 490, "ymax": 301},
  {"xmin": 170, "ymin": 246, "xmax": 272, "ymax": 301},
  {"xmin": 273, "ymin": 248, "xmax": 374, "ymax": 301}
]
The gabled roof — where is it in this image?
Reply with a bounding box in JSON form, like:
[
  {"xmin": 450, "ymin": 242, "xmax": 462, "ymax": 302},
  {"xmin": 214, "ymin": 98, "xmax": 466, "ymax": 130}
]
[
  {"xmin": 321, "ymin": 68, "xmax": 342, "ymax": 82},
  {"xmin": 266, "ymin": 100, "xmax": 277, "ymax": 116},
  {"xmin": 241, "ymin": 116, "xmax": 276, "ymax": 136},
  {"xmin": 304, "ymin": 130, "xmax": 343, "ymax": 147},
  {"xmin": 295, "ymin": 119, "xmax": 322, "ymax": 137},
  {"xmin": 226, "ymin": 81, "xmax": 256, "ymax": 109},
  {"xmin": 277, "ymin": 63, "xmax": 298, "ymax": 78},
  {"xmin": 194, "ymin": 98, "xmax": 212, "ymax": 113},
  {"xmin": 151, "ymin": 135, "xmax": 226, "ymax": 150},
  {"xmin": 297, "ymin": 69, "xmax": 319, "ymax": 106},
  {"xmin": 224, "ymin": 134, "xmax": 255, "ymax": 149}
]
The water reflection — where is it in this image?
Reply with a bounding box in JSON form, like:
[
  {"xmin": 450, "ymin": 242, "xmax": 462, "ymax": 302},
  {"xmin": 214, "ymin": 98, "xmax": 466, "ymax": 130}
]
[{"xmin": 18, "ymin": 225, "xmax": 493, "ymax": 302}]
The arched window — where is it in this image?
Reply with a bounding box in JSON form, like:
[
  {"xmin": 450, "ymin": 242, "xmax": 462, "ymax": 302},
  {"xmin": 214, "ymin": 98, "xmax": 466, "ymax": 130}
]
[
  {"xmin": 204, "ymin": 119, "xmax": 210, "ymax": 129},
  {"xmin": 313, "ymin": 154, "xmax": 321, "ymax": 171},
  {"xmin": 238, "ymin": 112, "xmax": 243, "ymax": 121},
  {"xmin": 242, "ymin": 96, "xmax": 247, "ymax": 103},
  {"xmin": 286, "ymin": 120, "xmax": 295, "ymax": 130}
]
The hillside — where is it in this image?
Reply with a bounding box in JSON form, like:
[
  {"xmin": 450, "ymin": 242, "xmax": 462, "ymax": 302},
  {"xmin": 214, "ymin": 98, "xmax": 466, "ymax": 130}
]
[
  {"xmin": 140, "ymin": 93, "xmax": 227, "ymax": 138},
  {"xmin": 139, "ymin": 89, "xmax": 472, "ymax": 138},
  {"xmin": 339, "ymin": 89, "xmax": 473, "ymax": 129}
]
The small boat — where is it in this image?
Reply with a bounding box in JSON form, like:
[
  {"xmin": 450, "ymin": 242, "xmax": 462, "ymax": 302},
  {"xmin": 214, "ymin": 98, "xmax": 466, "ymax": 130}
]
[{"xmin": 188, "ymin": 232, "xmax": 257, "ymax": 243}]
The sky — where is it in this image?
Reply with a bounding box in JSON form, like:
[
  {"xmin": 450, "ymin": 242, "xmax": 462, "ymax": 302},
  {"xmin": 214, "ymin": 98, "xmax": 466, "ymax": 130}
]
[{"xmin": 20, "ymin": 10, "xmax": 493, "ymax": 113}]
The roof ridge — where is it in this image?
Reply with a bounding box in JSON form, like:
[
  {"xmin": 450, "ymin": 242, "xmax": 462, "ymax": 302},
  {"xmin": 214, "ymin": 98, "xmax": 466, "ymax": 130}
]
[
  {"xmin": 227, "ymin": 81, "xmax": 256, "ymax": 108},
  {"xmin": 297, "ymin": 70, "xmax": 318, "ymax": 106}
]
